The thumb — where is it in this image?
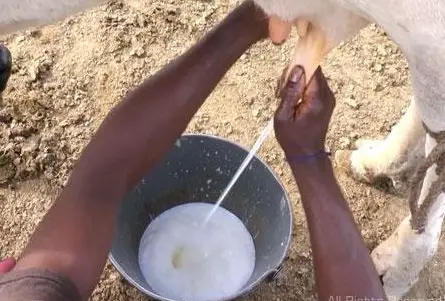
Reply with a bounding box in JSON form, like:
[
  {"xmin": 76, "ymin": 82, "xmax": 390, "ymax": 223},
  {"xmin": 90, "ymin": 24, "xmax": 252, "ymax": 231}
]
[
  {"xmin": 304, "ymin": 66, "xmax": 333, "ymax": 105},
  {"xmin": 0, "ymin": 258, "xmax": 16, "ymax": 274},
  {"xmin": 296, "ymin": 66, "xmax": 334, "ymax": 119},
  {"xmin": 275, "ymin": 65, "xmax": 306, "ymax": 121}
]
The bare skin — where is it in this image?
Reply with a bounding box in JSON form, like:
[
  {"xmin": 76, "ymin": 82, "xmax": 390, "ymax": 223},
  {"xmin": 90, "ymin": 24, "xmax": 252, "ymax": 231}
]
[
  {"xmin": 1, "ymin": 3, "xmax": 386, "ymax": 301},
  {"xmin": 275, "ymin": 65, "xmax": 387, "ymax": 301},
  {"xmin": 2, "ymin": 1, "xmax": 268, "ymax": 299}
]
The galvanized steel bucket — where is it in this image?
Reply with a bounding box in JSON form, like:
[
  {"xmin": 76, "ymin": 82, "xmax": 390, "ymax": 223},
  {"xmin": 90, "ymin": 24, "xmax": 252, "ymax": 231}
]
[{"xmin": 109, "ymin": 134, "xmax": 293, "ymax": 301}]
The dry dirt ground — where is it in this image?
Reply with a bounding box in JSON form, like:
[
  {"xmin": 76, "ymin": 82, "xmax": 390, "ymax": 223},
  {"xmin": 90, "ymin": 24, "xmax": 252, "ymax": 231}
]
[{"xmin": 1, "ymin": 0, "xmax": 444, "ymax": 300}]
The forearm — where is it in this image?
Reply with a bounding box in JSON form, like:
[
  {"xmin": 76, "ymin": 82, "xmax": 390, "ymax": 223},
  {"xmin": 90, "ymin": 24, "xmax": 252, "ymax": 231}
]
[
  {"xmin": 66, "ymin": 1, "xmax": 267, "ymax": 201},
  {"xmin": 17, "ymin": 3, "xmax": 267, "ymax": 299},
  {"xmin": 290, "ymin": 157, "xmax": 386, "ymax": 300}
]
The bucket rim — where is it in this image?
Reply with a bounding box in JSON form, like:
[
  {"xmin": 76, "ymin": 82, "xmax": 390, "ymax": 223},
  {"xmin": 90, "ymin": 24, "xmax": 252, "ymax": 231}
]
[{"xmin": 109, "ymin": 133, "xmax": 293, "ymax": 301}]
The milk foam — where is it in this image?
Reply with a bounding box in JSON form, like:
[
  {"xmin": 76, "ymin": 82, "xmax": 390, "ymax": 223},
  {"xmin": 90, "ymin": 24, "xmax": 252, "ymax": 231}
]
[{"xmin": 138, "ymin": 203, "xmax": 255, "ymax": 301}]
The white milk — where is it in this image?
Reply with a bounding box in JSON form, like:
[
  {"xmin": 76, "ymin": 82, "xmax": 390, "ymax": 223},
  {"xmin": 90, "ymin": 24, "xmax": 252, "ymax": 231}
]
[{"xmin": 138, "ymin": 202, "xmax": 256, "ymax": 301}]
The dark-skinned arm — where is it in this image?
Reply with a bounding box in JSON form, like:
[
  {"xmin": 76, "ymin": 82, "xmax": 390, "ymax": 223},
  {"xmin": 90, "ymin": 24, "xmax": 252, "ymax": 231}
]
[
  {"xmin": 274, "ymin": 66, "xmax": 386, "ymax": 301},
  {"xmin": 13, "ymin": 2, "xmax": 268, "ymax": 299},
  {"xmin": 291, "ymin": 157, "xmax": 386, "ymax": 300}
]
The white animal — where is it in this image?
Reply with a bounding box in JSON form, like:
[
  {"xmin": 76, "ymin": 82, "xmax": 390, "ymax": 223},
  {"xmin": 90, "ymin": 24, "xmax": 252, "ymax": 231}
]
[
  {"xmin": 0, "ymin": 0, "xmax": 108, "ymax": 35},
  {"xmin": 1, "ymin": 0, "xmax": 444, "ymax": 299},
  {"xmin": 252, "ymin": 0, "xmax": 445, "ymax": 298}
]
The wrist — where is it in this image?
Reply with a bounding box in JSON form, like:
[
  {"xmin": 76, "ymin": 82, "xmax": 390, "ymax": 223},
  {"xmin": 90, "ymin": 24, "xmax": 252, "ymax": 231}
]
[
  {"xmin": 290, "ymin": 155, "xmax": 347, "ymax": 206},
  {"xmin": 285, "ymin": 149, "xmax": 332, "ymax": 164},
  {"xmin": 288, "ymin": 153, "xmax": 334, "ymax": 181}
]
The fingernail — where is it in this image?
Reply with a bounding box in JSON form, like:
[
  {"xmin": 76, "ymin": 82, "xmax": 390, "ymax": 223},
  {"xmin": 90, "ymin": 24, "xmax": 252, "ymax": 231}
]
[{"xmin": 288, "ymin": 65, "xmax": 304, "ymax": 83}]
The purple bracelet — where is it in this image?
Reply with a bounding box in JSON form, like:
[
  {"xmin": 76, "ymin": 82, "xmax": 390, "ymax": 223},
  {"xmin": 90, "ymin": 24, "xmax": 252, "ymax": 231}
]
[{"xmin": 286, "ymin": 150, "xmax": 332, "ymax": 164}]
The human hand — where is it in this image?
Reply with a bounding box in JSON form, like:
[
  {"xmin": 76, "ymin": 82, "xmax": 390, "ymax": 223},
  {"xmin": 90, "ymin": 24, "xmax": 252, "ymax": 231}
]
[{"xmin": 274, "ymin": 65, "xmax": 335, "ymax": 158}]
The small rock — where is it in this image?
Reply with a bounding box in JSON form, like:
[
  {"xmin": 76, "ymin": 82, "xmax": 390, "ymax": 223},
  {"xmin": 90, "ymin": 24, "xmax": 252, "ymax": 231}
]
[
  {"xmin": 300, "ymin": 267, "xmax": 309, "ymax": 273},
  {"xmin": 130, "ymin": 47, "xmax": 145, "ymax": 58},
  {"xmin": 0, "ymin": 108, "xmax": 12, "ymax": 123},
  {"xmin": 135, "ymin": 15, "xmax": 147, "ymax": 27},
  {"xmin": 252, "ymin": 108, "xmax": 260, "ymax": 117},
  {"xmin": 9, "ymin": 124, "xmax": 24, "ymax": 137},
  {"xmin": 10, "ymin": 124, "xmax": 35, "ymax": 138},
  {"xmin": 372, "ymin": 83, "xmax": 383, "ymax": 92},
  {"xmin": 339, "ymin": 137, "xmax": 351, "ymax": 149},
  {"xmin": 13, "ymin": 157, "xmax": 21, "ymax": 166},
  {"xmin": 374, "ymin": 63, "xmax": 383, "ymax": 72},
  {"xmin": 21, "ymin": 136, "xmax": 40, "ymax": 154},
  {"xmin": 44, "ymin": 172, "xmax": 53, "ymax": 180},
  {"xmin": 349, "ymin": 132, "xmax": 360, "ymax": 140},
  {"xmin": 245, "ymin": 98, "xmax": 254, "ymax": 106},
  {"xmin": 0, "ymin": 157, "xmax": 15, "ymax": 184},
  {"xmin": 29, "ymin": 29, "xmax": 41, "ymax": 38},
  {"xmin": 377, "ymin": 45, "xmax": 387, "ymax": 56},
  {"xmin": 344, "ymin": 98, "xmax": 360, "ymax": 109},
  {"xmin": 165, "ymin": 10, "xmax": 177, "ymax": 22}
]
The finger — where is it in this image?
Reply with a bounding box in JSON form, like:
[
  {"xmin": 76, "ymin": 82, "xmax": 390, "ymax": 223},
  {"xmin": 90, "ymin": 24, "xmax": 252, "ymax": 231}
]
[
  {"xmin": 275, "ymin": 65, "xmax": 306, "ymax": 121},
  {"xmin": 0, "ymin": 258, "xmax": 16, "ymax": 274},
  {"xmin": 304, "ymin": 66, "xmax": 333, "ymax": 103},
  {"xmin": 296, "ymin": 66, "xmax": 334, "ymax": 116},
  {"xmin": 268, "ymin": 16, "xmax": 292, "ymax": 45}
]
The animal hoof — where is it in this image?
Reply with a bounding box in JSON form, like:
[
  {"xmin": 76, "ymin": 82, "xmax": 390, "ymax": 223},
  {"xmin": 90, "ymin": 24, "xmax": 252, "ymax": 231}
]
[
  {"xmin": 370, "ymin": 243, "xmax": 392, "ymax": 278},
  {"xmin": 337, "ymin": 141, "xmax": 382, "ymax": 184},
  {"xmin": 334, "ymin": 150, "xmax": 353, "ymax": 176},
  {"xmin": 0, "ymin": 44, "xmax": 12, "ymax": 93},
  {"xmin": 370, "ymin": 217, "xmax": 438, "ymax": 299}
]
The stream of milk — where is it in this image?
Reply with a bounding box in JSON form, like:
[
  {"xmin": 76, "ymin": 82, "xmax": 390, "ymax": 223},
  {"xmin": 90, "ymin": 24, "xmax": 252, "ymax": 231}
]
[
  {"xmin": 138, "ymin": 119, "xmax": 274, "ymax": 301},
  {"xmin": 203, "ymin": 118, "xmax": 274, "ymax": 225}
]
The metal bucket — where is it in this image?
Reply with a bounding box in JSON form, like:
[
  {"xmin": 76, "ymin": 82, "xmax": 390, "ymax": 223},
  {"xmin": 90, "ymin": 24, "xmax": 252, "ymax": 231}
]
[{"xmin": 109, "ymin": 134, "xmax": 293, "ymax": 301}]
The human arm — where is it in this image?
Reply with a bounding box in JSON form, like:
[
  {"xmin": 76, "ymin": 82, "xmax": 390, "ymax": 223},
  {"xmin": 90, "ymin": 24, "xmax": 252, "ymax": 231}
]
[
  {"xmin": 12, "ymin": 2, "xmax": 268, "ymax": 299},
  {"xmin": 292, "ymin": 152, "xmax": 386, "ymax": 300},
  {"xmin": 274, "ymin": 66, "xmax": 386, "ymax": 300}
]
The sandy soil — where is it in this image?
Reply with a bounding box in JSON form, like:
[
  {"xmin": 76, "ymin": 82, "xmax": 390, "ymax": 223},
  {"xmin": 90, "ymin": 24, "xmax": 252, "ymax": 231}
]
[{"xmin": 1, "ymin": 0, "xmax": 444, "ymax": 300}]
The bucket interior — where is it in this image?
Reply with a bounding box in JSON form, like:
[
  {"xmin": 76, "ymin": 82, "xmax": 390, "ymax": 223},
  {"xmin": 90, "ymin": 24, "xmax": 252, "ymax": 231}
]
[{"xmin": 110, "ymin": 135, "xmax": 292, "ymax": 300}]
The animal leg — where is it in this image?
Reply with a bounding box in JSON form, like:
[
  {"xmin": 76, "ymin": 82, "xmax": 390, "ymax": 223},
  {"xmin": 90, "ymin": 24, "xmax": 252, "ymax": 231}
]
[
  {"xmin": 371, "ymin": 131, "xmax": 445, "ymax": 299},
  {"xmin": 335, "ymin": 97, "xmax": 425, "ymax": 193}
]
